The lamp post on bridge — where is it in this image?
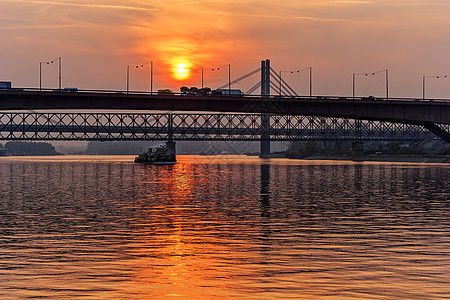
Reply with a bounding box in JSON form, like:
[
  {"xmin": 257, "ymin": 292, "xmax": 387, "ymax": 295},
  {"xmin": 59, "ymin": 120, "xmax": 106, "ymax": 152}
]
[
  {"xmin": 150, "ymin": 61, "xmax": 153, "ymax": 94},
  {"xmin": 39, "ymin": 57, "xmax": 61, "ymax": 91},
  {"xmin": 126, "ymin": 65, "xmax": 131, "ymax": 94},
  {"xmin": 299, "ymin": 66, "xmax": 312, "ymax": 98},
  {"xmin": 352, "ymin": 72, "xmax": 368, "ymax": 99},
  {"xmin": 279, "ymin": 67, "xmax": 312, "ymax": 98},
  {"xmin": 371, "ymin": 69, "xmax": 389, "ymax": 100},
  {"xmin": 212, "ymin": 64, "xmax": 231, "ymax": 94},
  {"xmin": 422, "ymin": 75, "xmax": 448, "ymax": 100},
  {"xmin": 279, "ymin": 70, "xmax": 297, "ymax": 96},
  {"xmin": 127, "ymin": 60, "xmax": 153, "ymax": 94},
  {"xmin": 352, "ymin": 69, "xmax": 388, "ymax": 100},
  {"xmin": 200, "ymin": 67, "xmax": 212, "ymax": 88}
]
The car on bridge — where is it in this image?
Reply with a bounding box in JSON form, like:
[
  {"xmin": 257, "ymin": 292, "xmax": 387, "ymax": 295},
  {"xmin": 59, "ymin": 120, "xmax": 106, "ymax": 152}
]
[
  {"xmin": 0, "ymin": 81, "xmax": 12, "ymax": 90},
  {"xmin": 158, "ymin": 89, "xmax": 174, "ymax": 95},
  {"xmin": 52, "ymin": 87, "xmax": 79, "ymax": 92},
  {"xmin": 362, "ymin": 96, "xmax": 383, "ymax": 100}
]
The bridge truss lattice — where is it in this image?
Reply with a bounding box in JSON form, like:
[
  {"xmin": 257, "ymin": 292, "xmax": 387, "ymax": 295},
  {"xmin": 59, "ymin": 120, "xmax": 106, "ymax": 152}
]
[{"xmin": 0, "ymin": 112, "xmax": 446, "ymax": 142}]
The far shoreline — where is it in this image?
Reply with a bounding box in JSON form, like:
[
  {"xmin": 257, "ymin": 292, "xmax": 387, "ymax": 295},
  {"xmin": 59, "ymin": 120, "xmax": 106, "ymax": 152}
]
[
  {"xmin": 0, "ymin": 153, "xmax": 449, "ymax": 164},
  {"xmin": 300, "ymin": 154, "xmax": 450, "ymax": 164}
]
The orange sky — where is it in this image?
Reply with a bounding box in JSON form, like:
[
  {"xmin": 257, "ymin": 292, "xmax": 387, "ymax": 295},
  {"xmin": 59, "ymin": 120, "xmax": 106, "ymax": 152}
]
[{"xmin": 1, "ymin": 0, "xmax": 450, "ymax": 98}]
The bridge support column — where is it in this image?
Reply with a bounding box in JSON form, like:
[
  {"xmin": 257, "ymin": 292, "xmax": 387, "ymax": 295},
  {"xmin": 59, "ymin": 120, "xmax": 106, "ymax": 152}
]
[
  {"xmin": 423, "ymin": 122, "xmax": 450, "ymax": 143},
  {"xmin": 260, "ymin": 59, "xmax": 271, "ymax": 158},
  {"xmin": 351, "ymin": 119, "xmax": 364, "ymax": 157},
  {"xmin": 165, "ymin": 141, "xmax": 176, "ymax": 162},
  {"xmin": 166, "ymin": 113, "xmax": 176, "ymax": 162},
  {"xmin": 260, "ymin": 114, "xmax": 271, "ymax": 158},
  {"xmin": 351, "ymin": 141, "xmax": 364, "ymax": 157}
]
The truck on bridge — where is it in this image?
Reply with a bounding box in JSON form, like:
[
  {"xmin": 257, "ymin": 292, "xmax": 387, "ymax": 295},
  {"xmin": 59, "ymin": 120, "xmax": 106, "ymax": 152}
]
[{"xmin": 214, "ymin": 89, "xmax": 244, "ymax": 97}]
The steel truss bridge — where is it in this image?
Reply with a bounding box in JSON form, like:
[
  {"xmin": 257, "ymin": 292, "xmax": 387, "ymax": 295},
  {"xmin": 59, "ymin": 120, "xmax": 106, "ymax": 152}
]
[
  {"xmin": 1, "ymin": 59, "xmax": 449, "ymax": 147},
  {"xmin": 0, "ymin": 112, "xmax": 447, "ymax": 142}
]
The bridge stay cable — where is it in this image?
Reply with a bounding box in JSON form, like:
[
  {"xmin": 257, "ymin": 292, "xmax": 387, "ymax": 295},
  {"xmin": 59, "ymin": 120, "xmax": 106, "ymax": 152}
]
[
  {"xmin": 270, "ymin": 76, "xmax": 294, "ymax": 97},
  {"xmin": 245, "ymin": 82, "xmax": 261, "ymax": 95},
  {"xmin": 269, "ymin": 82, "xmax": 293, "ymax": 97},
  {"xmin": 273, "ymin": 81, "xmax": 294, "ymax": 97},
  {"xmin": 270, "ymin": 67, "xmax": 298, "ymax": 97},
  {"xmin": 214, "ymin": 65, "xmax": 298, "ymax": 96},
  {"xmin": 271, "ymin": 68, "xmax": 298, "ymax": 96},
  {"xmin": 216, "ymin": 68, "xmax": 260, "ymax": 90}
]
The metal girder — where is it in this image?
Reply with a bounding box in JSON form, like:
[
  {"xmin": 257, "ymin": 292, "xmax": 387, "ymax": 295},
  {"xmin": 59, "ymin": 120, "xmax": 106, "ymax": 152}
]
[{"xmin": 0, "ymin": 112, "xmax": 446, "ymax": 141}]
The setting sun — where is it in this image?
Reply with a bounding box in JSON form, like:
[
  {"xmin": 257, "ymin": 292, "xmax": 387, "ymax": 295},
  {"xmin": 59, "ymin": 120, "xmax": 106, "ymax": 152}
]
[{"xmin": 174, "ymin": 63, "xmax": 189, "ymax": 80}]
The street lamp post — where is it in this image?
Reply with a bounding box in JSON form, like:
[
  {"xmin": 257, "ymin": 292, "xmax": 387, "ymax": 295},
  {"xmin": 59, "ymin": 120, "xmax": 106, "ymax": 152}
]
[
  {"xmin": 422, "ymin": 75, "xmax": 447, "ymax": 100},
  {"xmin": 212, "ymin": 64, "xmax": 231, "ymax": 94},
  {"xmin": 352, "ymin": 69, "xmax": 388, "ymax": 99},
  {"xmin": 200, "ymin": 67, "xmax": 211, "ymax": 89},
  {"xmin": 299, "ymin": 67, "xmax": 312, "ymax": 98},
  {"xmin": 127, "ymin": 60, "xmax": 153, "ymax": 94},
  {"xmin": 352, "ymin": 72, "xmax": 368, "ymax": 99},
  {"xmin": 39, "ymin": 57, "xmax": 61, "ymax": 91},
  {"xmin": 279, "ymin": 70, "xmax": 297, "ymax": 96},
  {"xmin": 150, "ymin": 61, "xmax": 153, "ymax": 94},
  {"xmin": 126, "ymin": 65, "xmax": 131, "ymax": 93},
  {"xmin": 279, "ymin": 67, "xmax": 312, "ymax": 97},
  {"xmin": 40, "ymin": 61, "xmax": 51, "ymax": 91},
  {"xmin": 228, "ymin": 64, "xmax": 231, "ymax": 93},
  {"xmin": 58, "ymin": 57, "xmax": 61, "ymax": 90},
  {"xmin": 371, "ymin": 69, "xmax": 389, "ymax": 100}
]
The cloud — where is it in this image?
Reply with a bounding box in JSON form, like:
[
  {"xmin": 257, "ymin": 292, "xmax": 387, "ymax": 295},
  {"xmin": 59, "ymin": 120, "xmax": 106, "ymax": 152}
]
[
  {"xmin": 0, "ymin": 0, "xmax": 158, "ymax": 12},
  {"xmin": 0, "ymin": 24, "xmax": 81, "ymax": 30}
]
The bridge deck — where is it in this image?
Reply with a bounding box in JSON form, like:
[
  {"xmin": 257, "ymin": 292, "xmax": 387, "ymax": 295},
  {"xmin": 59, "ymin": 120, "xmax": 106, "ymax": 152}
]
[{"xmin": 1, "ymin": 90, "xmax": 449, "ymax": 125}]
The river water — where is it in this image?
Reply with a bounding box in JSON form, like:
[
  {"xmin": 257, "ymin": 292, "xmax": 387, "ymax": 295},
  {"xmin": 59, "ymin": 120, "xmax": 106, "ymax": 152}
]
[{"xmin": 0, "ymin": 155, "xmax": 448, "ymax": 299}]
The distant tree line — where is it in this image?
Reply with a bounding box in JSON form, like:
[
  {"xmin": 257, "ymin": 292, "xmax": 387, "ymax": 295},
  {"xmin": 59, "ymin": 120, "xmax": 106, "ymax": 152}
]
[{"xmin": 3, "ymin": 141, "xmax": 61, "ymax": 155}]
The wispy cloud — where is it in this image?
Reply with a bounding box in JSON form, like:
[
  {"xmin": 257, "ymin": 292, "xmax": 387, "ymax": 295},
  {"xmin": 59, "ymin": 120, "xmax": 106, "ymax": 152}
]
[
  {"xmin": 1, "ymin": 0, "xmax": 158, "ymax": 12},
  {"xmin": 308, "ymin": 0, "xmax": 374, "ymax": 6},
  {"xmin": 208, "ymin": 11, "xmax": 368, "ymax": 24},
  {"xmin": 0, "ymin": 24, "xmax": 81, "ymax": 30}
]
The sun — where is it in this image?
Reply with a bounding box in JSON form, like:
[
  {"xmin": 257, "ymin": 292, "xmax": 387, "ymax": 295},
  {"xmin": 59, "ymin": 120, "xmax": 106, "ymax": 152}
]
[{"xmin": 174, "ymin": 62, "xmax": 190, "ymax": 80}]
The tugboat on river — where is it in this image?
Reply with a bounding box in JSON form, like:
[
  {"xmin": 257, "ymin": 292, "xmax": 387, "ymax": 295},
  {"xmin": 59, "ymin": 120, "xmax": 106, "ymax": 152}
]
[{"xmin": 134, "ymin": 141, "xmax": 176, "ymax": 164}]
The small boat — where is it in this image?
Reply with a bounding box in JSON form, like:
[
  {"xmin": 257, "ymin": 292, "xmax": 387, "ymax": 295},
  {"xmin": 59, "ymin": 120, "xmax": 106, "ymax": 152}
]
[{"xmin": 134, "ymin": 142, "xmax": 176, "ymax": 164}]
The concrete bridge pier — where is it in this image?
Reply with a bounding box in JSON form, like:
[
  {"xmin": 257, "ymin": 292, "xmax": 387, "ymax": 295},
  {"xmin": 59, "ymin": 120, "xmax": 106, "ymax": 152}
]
[
  {"xmin": 352, "ymin": 119, "xmax": 364, "ymax": 157},
  {"xmin": 260, "ymin": 113, "xmax": 271, "ymax": 158},
  {"xmin": 260, "ymin": 59, "xmax": 271, "ymax": 158},
  {"xmin": 165, "ymin": 141, "xmax": 176, "ymax": 162}
]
